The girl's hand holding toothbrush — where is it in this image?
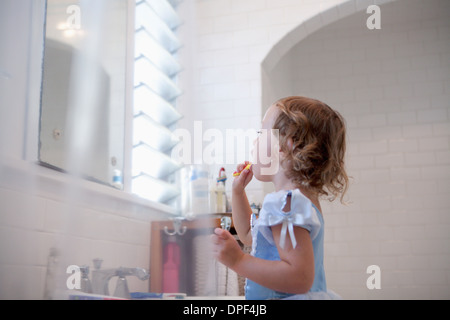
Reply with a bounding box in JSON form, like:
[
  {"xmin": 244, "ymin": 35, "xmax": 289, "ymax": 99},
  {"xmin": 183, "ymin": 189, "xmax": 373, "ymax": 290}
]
[{"xmin": 232, "ymin": 161, "xmax": 253, "ymax": 193}]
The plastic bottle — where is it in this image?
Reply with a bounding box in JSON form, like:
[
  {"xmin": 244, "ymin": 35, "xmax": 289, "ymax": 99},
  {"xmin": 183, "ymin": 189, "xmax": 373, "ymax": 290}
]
[
  {"xmin": 112, "ymin": 169, "xmax": 123, "ymax": 190},
  {"xmin": 209, "ymin": 183, "xmax": 217, "ymax": 213},
  {"xmin": 189, "ymin": 166, "xmax": 210, "ymax": 214},
  {"xmin": 216, "ymin": 181, "xmax": 226, "ymax": 213}
]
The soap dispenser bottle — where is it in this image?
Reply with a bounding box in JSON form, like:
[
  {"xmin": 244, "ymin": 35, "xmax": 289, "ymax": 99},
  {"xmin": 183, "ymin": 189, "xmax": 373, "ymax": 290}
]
[
  {"xmin": 209, "ymin": 183, "xmax": 217, "ymax": 213},
  {"xmin": 162, "ymin": 235, "xmax": 180, "ymax": 293}
]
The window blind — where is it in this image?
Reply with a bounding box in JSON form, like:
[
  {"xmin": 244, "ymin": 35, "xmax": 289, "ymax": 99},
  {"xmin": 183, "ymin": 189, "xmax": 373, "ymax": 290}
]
[{"xmin": 132, "ymin": 0, "xmax": 183, "ymax": 204}]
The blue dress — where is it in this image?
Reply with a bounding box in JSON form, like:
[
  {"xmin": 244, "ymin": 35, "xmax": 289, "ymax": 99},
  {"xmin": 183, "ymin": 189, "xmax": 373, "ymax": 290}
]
[{"xmin": 245, "ymin": 189, "xmax": 340, "ymax": 300}]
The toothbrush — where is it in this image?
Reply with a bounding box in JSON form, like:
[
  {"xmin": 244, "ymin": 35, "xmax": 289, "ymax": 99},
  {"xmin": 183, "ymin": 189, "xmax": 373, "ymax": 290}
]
[{"xmin": 233, "ymin": 163, "xmax": 252, "ymax": 177}]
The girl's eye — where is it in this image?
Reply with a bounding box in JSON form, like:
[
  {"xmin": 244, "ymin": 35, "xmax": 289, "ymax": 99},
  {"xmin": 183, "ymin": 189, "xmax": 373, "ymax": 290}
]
[{"xmin": 256, "ymin": 130, "xmax": 262, "ymax": 136}]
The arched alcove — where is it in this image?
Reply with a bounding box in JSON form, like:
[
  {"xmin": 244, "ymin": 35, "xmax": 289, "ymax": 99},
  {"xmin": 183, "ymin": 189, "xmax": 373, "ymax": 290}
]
[
  {"xmin": 261, "ymin": 0, "xmax": 399, "ymax": 113},
  {"xmin": 261, "ymin": 0, "xmax": 450, "ymax": 299}
]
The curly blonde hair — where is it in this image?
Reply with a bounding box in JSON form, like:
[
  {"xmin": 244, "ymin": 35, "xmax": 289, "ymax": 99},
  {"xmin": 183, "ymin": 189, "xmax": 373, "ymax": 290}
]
[{"xmin": 273, "ymin": 96, "xmax": 349, "ymax": 203}]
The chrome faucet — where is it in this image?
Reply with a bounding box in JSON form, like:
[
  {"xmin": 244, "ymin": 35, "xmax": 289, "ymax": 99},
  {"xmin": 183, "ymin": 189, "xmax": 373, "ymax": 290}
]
[
  {"xmin": 90, "ymin": 259, "xmax": 149, "ymax": 299},
  {"xmin": 80, "ymin": 265, "xmax": 93, "ymax": 294},
  {"xmin": 91, "ymin": 259, "xmax": 118, "ymax": 296},
  {"xmin": 113, "ymin": 267, "xmax": 150, "ymax": 298}
]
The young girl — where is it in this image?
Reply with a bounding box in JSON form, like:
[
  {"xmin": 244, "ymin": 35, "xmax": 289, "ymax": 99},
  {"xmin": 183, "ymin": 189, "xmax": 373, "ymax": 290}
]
[{"xmin": 212, "ymin": 96, "xmax": 348, "ymax": 300}]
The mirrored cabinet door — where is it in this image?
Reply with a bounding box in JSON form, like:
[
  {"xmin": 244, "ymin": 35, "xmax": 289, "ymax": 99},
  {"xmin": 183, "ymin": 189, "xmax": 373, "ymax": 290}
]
[{"xmin": 39, "ymin": 0, "xmax": 128, "ymax": 188}]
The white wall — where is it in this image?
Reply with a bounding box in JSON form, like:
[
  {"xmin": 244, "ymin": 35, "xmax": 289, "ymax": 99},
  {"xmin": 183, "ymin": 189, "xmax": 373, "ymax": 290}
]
[{"xmin": 177, "ymin": 0, "xmax": 450, "ymax": 299}]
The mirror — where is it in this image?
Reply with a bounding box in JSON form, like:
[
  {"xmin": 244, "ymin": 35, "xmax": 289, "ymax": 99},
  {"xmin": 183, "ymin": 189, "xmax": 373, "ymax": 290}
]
[{"xmin": 39, "ymin": 0, "xmax": 128, "ymax": 188}]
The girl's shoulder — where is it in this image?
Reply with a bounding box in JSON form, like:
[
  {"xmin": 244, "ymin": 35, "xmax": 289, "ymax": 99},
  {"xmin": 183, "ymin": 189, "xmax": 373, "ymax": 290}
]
[
  {"xmin": 261, "ymin": 189, "xmax": 314, "ymax": 216},
  {"xmin": 258, "ymin": 189, "xmax": 322, "ymax": 240}
]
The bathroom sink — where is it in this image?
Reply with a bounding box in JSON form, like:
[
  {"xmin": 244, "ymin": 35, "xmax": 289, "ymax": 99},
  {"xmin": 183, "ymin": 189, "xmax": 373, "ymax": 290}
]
[
  {"xmin": 130, "ymin": 292, "xmax": 245, "ymax": 300},
  {"xmin": 54, "ymin": 290, "xmax": 244, "ymax": 300},
  {"xmin": 185, "ymin": 295, "xmax": 245, "ymax": 300},
  {"xmin": 54, "ymin": 290, "xmax": 128, "ymax": 300}
]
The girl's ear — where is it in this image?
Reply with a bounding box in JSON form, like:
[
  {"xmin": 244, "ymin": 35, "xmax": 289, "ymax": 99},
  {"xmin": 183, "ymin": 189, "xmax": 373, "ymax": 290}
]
[
  {"xmin": 281, "ymin": 137, "xmax": 294, "ymax": 152},
  {"xmin": 279, "ymin": 137, "xmax": 294, "ymax": 163}
]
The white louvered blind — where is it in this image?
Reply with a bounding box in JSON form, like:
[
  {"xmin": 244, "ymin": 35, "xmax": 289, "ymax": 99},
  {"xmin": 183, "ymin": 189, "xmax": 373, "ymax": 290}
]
[{"xmin": 132, "ymin": 0, "xmax": 183, "ymax": 205}]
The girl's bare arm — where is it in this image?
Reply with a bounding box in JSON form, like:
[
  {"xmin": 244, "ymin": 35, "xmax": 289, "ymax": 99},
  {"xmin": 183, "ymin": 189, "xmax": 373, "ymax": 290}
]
[
  {"xmin": 231, "ymin": 162, "xmax": 253, "ymax": 245},
  {"xmin": 213, "ymin": 225, "xmax": 315, "ymax": 294}
]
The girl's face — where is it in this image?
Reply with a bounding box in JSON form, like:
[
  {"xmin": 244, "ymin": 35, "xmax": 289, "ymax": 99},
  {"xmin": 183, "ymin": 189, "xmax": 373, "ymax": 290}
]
[{"xmin": 251, "ymin": 104, "xmax": 281, "ymax": 182}]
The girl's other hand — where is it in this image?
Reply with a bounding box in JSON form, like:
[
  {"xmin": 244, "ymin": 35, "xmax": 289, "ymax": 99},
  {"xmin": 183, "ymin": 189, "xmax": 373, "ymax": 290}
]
[{"xmin": 211, "ymin": 228, "xmax": 244, "ymax": 270}]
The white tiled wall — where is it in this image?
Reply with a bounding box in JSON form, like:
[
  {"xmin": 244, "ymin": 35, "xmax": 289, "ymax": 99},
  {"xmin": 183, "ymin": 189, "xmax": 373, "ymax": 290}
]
[
  {"xmin": 177, "ymin": 0, "xmax": 450, "ymax": 299},
  {"xmin": 0, "ymin": 159, "xmax": 172, "ymax": 299}
]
